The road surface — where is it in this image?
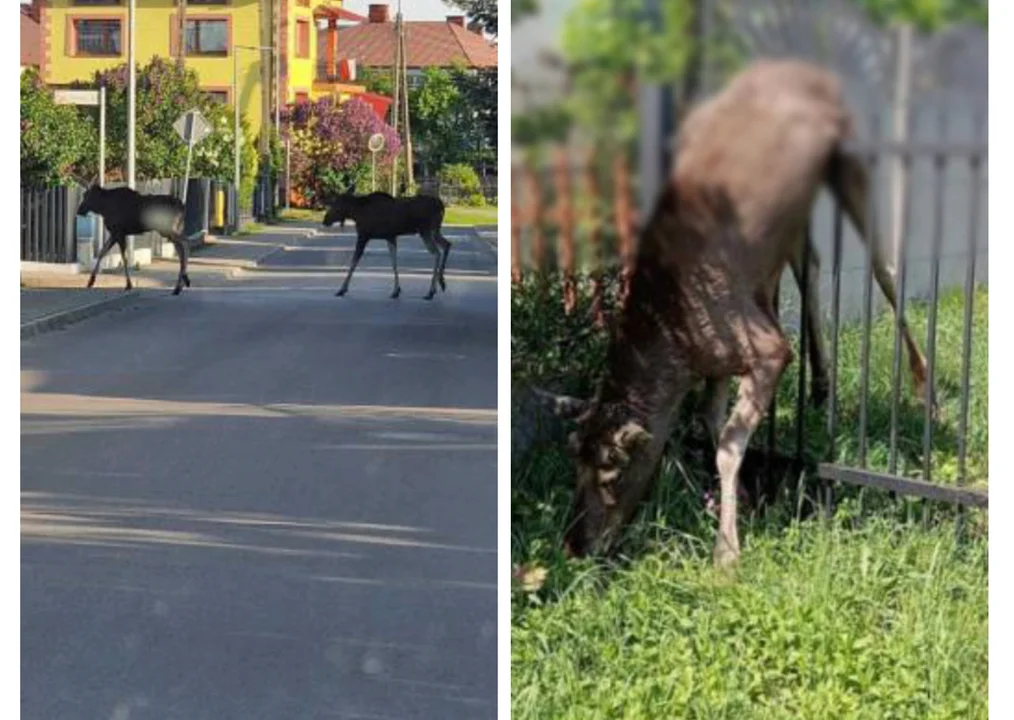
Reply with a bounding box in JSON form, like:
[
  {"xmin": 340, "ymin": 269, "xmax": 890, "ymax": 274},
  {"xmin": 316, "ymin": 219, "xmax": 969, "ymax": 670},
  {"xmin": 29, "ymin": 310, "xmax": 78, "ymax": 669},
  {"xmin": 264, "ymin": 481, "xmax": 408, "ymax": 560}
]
[{"xmin": 21, "ymin": 228, "xmax": 498, "ymax": 719}]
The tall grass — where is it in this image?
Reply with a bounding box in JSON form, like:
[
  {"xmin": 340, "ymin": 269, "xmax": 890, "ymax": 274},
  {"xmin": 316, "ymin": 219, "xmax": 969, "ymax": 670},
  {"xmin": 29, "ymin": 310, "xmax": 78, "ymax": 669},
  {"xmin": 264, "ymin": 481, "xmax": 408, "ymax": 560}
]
[{"xmin": 511, "ymin": 274, "xmax": 988, "ymax": 719}]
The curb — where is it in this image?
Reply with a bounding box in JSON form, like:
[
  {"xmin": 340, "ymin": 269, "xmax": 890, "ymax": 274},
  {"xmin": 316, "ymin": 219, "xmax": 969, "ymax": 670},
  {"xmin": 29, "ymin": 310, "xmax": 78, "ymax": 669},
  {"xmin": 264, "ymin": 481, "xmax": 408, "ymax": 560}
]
[{"xmin": 21, "ymin": 291, "xmax": 141, "ymax": 341}]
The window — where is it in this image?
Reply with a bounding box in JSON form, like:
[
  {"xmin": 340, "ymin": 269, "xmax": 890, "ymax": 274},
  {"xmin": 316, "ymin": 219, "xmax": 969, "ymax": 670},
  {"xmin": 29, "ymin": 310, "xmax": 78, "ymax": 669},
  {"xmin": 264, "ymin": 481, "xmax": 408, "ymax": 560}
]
[
  {"xmin": 74, "ymin": 19, "xmax": 122, "ymax": 56},
  {"xmin": 203, "ymin": 90, "xmax": 229, "ymax": 104},
  {"xmin": 185, "ymin": 18, "xmax": 228, "ymax": 56},
  {"xmin": 296, "ymin": 20, "xmax": 310, "ymax": 58}
]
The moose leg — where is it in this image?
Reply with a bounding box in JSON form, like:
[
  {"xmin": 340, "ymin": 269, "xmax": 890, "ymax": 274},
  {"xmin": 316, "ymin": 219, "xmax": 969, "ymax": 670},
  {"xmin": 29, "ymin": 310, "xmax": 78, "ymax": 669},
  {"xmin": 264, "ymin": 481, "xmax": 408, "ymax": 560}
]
[
  {"xmin": 386, "ymin": 239, "xmax": 401, "ymax": 299},
  {"xmin": 86, "ymin": 232, "xmax": 118, "ymax": 289},
  {"xmin": 167, "ymin": 235, "xmax": 190, "ymax": 296},
  {"xmin": 116, "ymin": 235, "xmax": 134, "ymax": 291},
  {"xmin": 421, "ymin": 232, "xmax": 441, "ymax": 300},
  {"xmin": 829, "ymin": 151, "xmax": 930, "ymax": 406},
  {"xmin": 699, "ymin": 378, "xmax": 730, "ymax": 447},
  {"xmin": 336, "ymin": 235, "xmax": 368, "ymax": 297},
  {"xmin": 713, "ymin": 309, "xmax": 792, "ymax": 569},
  {"xmin": 789, "ymin": 237, "xmax": 829, "ymax": 407},
  {"xmin": 435, "ymin": 233, "xmax": 452, "ymax": 292}
]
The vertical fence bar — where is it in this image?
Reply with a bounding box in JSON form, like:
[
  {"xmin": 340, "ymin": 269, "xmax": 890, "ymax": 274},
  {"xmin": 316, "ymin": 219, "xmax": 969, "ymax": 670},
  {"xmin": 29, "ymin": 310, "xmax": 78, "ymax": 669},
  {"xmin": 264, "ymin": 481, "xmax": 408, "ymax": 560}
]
[
  {"xmin": 922, "ymin": 128, "xmax": 947, "ymax": 482},
  {"xmin": 585, "ymin": 156, "xmax": 605, "ymax": 327},
  {"xmin": 35, "ymin": 189, "xmax": 44, "ymax": 262},
  {"xmin": 767, "ymin": 280, "xmax": 780, "ymax": 483},
  {"xmin": 958, "ymin": 148, "xmax": 983, "ymax": 484},
  {"xmin": 524, "ymin": 162, "xmax": 545, "ymax": 279},
  {"xmin": 858, "ymin": 144, "xmax": 878, "ymax": 469},
  {"xmin": 888, "ymin": 152, "xmax": 913, "ymax": 475},
  {"xmin": 47, "ymin": 189, "xmax": 57, "ymax": 263},
  {"xmin": 511, "ymin": 169, "xmax": 523, "ymax": 284},
  {"xmin": 614, "ymin": 152, "xmax": 635, "ymax": 305},
  {"xmin": 21, "ymin": 189, "xmax": 28, "ymax": 261},
  {"xmin": 827, "ymin": 200, "xmax": 844, "ymax": 456},
  {"xmin": 556, "ymin": 149, "xmax": 576, "ymax": 314},
  {"xmin": 795, "ymin": 224, "xmax": 810, "ymax": 465}
]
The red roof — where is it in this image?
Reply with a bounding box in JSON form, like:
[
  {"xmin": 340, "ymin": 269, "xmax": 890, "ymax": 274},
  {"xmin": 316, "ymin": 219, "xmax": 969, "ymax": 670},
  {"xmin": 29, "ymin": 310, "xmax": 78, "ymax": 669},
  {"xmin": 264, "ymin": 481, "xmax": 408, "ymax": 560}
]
[
  {"xmin": 333, "ymin": 20, "xmax": 497, "ymax": 70},
  {"xmin": 21, "ymin": 6, "xmax": 41, "ymax": 68}
]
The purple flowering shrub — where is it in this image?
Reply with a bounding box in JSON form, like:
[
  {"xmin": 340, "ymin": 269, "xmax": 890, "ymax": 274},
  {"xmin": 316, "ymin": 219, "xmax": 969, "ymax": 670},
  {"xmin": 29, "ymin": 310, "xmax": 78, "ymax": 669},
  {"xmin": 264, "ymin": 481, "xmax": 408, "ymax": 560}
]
[{"xmin": 282, "ymin": 97, "xmax": 401, "ymax": 205}]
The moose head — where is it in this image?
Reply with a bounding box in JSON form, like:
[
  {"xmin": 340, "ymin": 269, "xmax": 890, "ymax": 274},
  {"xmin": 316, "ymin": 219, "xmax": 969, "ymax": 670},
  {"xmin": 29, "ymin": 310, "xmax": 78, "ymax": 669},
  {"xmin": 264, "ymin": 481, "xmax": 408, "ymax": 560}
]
[{"xmin": 531, "ymin": 388, "xmax": 657, "ymax": 558}]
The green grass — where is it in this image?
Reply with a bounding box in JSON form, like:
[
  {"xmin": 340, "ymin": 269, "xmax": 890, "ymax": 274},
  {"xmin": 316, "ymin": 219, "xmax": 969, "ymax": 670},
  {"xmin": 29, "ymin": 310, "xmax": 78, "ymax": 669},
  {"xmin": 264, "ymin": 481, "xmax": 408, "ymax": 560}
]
[
  {"xmin": 276, "ymin": 204, "xmax": 498, "ymax": 226},
  {"xmin": 511, "ymin": 276, "xmax": 988, "ymax": 719},
  {"xmin": 443, "ymin": 204, "xmax": 498, "ymax": 225}
]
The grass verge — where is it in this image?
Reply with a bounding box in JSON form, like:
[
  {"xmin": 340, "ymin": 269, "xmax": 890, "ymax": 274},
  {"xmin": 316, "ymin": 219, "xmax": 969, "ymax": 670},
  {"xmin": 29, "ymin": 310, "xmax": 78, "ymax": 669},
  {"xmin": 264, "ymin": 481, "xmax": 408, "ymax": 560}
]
[
  {"xmin": 277, "ymin": 204, "xmax": 497, "ymax": 226},
  {"xmin": 511, "ymin": 274, "xmax": 988, "ymax": 719}
]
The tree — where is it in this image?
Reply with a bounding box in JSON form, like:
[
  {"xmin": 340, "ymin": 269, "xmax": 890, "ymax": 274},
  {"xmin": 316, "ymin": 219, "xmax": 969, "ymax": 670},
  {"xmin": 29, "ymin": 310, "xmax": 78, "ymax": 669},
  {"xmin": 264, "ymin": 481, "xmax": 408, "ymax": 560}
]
[
  {"xmin": 88, "ymin": 57, "xmax": 258, "ymax": 202},
  {"xmin": 455, "ymin": 67, "xmax": 497, "ymax": 168},
  {"xmin": 282, "ymin": 96, "xmax": 401, "ymax": 205},
  {"xmin": 20, "ymin": 69, "xmax": 95, "ymax": 186},
  {"xmin": 852, "ymin": 0, "xmax": 987, "ymax": 30},
  {"xmin": 558, "ymin": 0, "xmax": 699, "ymax": 147},
  {"xmin": 448, "ymin": 0, "xmax": 497, "ymax": 36},
  {"xmin": 361, "ymin": 67, "xmax": 394, "ymax": 96}
]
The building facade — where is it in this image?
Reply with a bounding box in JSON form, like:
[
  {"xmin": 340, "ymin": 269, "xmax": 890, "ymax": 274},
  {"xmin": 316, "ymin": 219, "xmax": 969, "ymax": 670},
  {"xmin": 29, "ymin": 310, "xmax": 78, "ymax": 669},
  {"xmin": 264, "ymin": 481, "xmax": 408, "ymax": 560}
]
[{"xmin": 36, "ymin": 0, "xmax": 369, "ymax": 141}]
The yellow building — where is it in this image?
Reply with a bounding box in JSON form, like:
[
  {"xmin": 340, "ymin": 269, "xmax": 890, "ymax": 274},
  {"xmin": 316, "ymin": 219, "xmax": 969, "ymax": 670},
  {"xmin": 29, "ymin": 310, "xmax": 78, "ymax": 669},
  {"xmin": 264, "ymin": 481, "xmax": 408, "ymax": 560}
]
[{"xmin": 37, "ymin": 0, "xmax": 367, "ymax": 142}]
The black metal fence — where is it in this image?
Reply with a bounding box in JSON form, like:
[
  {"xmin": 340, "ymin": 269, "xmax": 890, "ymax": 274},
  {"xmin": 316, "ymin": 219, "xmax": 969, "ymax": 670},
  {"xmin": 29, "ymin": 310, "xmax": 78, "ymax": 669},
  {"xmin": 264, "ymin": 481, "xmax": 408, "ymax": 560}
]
[
  {"xmin": 417, "ymin": 176, "xmax": 498, "ymax": 206},
  {"xmin": 22, "ymin": 178, "xmax": 241, "ymax": 265},
  {"xmin": 812, "ymin": 136, "xmax": 988, "ymax": 509},
  {"xmin": 21, "ymin": 185, "xmax": 81, "ymax": 264}
]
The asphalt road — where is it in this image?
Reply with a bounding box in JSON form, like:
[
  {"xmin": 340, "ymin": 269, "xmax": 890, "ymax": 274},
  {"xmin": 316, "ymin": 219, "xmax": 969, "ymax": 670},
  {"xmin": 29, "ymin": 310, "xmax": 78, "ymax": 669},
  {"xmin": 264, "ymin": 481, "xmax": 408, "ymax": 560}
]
[{"xmin": 21, "ymin": 229, "xmax": 498, "ymax": 719}]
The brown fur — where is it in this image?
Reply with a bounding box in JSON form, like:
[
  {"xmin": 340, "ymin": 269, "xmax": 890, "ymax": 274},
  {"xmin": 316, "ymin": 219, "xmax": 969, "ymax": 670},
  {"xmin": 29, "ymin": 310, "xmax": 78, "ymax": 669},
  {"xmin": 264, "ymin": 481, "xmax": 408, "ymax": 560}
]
[{"xmin": 551, "ymin": 59, "xmax": 931, "ymax": 565}]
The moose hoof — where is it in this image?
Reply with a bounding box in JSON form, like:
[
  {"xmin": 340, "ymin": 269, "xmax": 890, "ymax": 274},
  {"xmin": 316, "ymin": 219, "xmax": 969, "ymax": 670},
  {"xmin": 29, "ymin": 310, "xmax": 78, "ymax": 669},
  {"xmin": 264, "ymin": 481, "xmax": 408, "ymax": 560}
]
[
  {"xmin": 183, "ymin": 274, "xmax": 191, "ymax": 288},
  {"xmin": 171, "ymin": 285, "xmax": 182, "ymax": 296},
  {"xmin": 335, "ymin": 288, "xmax": 348, "ymax": 298},
  {"xmin": 423, "ymin": 291, "xmax": 435, "ymax": 301},
  {"xmin": 86, "ymin": 278, "xmax": 96, "ymax": 289},
  {"xmin": 438, "ymin": 277, "xmax": 447, "ymax": 292},
  {"xmin": 390, "ymin": 288, "xmax": 401, "ymax": 299}
]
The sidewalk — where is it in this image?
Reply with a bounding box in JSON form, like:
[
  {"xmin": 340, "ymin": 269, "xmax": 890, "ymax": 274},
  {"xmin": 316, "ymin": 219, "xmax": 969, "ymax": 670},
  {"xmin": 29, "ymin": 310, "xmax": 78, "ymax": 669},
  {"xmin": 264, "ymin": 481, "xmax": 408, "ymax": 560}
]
[
  {"xmin": 21, "ymin": 288, "xmax": 139, "ymax": 340},
  {"xmin": 19, "ymin": 234, "xmax": 289, "ymax": 339}
]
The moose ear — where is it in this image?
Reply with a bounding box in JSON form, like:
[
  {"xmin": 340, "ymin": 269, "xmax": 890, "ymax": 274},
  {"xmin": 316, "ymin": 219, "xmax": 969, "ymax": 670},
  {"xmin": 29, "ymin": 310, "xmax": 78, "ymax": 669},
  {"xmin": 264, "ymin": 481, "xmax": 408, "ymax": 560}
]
[
  {"xmin": 612, "ymin": 421, "xmax": 652, "ymax": 455},
  {"xmin": 531, "ymin": 388, "xmax": 589, "ymax": 421}
]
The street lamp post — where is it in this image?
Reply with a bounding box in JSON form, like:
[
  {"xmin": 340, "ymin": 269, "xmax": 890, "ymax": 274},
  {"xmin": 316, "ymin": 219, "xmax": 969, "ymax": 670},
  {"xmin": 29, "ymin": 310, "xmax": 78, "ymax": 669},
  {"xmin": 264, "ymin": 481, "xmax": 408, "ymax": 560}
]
[
  {"xmin": 232, "ymin": 44, "xmax": 276, "ymax": 229},
  {"xmin": 126, "ymin": 0, "xmax": 136, "ymax": 265}
]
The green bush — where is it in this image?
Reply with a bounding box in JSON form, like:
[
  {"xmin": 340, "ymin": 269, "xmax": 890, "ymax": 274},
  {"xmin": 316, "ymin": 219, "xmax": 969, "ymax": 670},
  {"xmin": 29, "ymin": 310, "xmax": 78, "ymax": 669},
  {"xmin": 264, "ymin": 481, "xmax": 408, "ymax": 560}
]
[
  {"xmin": 438, "ymin": 162, "xmax": 483, "ymax": 204},
  {"xmin": 20, "ymin": 69, "xmax": 95, "ymax": 186}
]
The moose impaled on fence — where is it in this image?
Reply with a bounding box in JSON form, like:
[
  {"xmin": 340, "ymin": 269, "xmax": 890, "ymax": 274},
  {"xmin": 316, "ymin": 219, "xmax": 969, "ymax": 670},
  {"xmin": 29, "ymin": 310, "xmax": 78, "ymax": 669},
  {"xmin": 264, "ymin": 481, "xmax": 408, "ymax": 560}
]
[
  {"xmin": 322, "ymin": 192, "xmax": 452, "ymax": 300},
  {"xmin": 535, "ymin": 59, "xmax": 933, "ymax": 569},
  {"xmin": 77, "ymin": 184, "xmax": 197, "ymax": 296}
]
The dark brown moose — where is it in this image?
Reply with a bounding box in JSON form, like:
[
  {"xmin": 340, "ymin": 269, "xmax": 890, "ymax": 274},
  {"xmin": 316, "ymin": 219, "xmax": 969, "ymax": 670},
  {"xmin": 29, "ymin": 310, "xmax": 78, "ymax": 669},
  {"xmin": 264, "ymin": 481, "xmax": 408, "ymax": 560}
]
[{"xmin": 537, "ymin": 59, "xmax": 931, "ymax": 568}]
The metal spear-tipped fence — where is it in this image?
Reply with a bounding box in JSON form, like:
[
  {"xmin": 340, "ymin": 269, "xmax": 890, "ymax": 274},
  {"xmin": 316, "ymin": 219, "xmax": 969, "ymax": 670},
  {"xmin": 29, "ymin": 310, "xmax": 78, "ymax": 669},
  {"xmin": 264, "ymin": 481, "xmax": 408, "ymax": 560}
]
[
  {"xmin": 511, "ymin": 127, "xmax": 988, "ymax": 510},
  {"xmin": 511, "ymin": 148, "xmax": 638, "ymax": 323}
]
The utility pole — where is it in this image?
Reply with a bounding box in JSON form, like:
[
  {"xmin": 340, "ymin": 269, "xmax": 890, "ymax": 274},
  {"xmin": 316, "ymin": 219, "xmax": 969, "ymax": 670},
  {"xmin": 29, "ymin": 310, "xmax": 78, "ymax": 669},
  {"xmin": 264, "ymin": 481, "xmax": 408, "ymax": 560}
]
[
  {"xmin": 390, "ymin": 6, "xmax": 402, "ymax": 196},
  {"xmin": 127, "ymin": 0, "xmax": 136, "ymax": 266},
  {"xmin": 400, "ymin": 11, "xmax": 413, "ymax": 191}
]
